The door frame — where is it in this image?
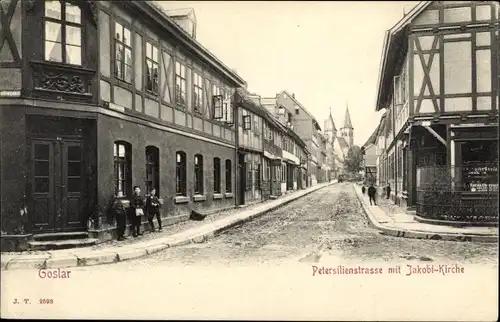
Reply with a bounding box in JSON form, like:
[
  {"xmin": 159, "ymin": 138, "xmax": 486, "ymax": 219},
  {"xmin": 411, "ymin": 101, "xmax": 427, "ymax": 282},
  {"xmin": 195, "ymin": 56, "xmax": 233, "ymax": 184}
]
[{"xmin": 29, "ymin": 137, "xmax": 88, "ymax": 233}]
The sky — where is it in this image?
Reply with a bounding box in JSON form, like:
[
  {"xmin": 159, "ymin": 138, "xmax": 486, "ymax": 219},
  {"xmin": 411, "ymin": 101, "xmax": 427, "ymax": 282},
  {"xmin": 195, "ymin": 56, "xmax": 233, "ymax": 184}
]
[{"xmin": 158, "ymin": 1, "xmax": 420, "ymax": 146}]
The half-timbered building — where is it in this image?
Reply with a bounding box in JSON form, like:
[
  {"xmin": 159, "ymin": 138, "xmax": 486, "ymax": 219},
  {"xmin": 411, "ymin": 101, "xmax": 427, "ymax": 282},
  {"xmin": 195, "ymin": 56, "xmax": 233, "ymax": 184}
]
[
  {"xmin": 375, "ymin": 0, "xmax": 499, "ymax": 224},
  {"xmin": 0, "ymin": 0, "xmax": 247, "ymax": 251},
  {"xmin": 235, "ymin": 88, "xmax": 264, "ymax": 206}
]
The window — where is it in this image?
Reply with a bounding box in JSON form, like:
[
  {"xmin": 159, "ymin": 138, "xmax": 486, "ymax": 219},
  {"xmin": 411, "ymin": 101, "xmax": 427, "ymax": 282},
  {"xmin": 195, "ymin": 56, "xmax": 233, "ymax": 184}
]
[
  {"xmin": 145, "ymin": 146, "xmax": 159, "ymax": 195},
  {"xmin": 114, "ymin": 22, "xmax": 132, "ymax": 83},
  {"xmin": 145, "ymin": 42, "xmax": 159, "ymax": 94},
  {"xmin": 213, "ymin": 157, "xmax": 221, "ymax": 193},
  {"xmin": 243, "ymin": 114, "xmax": 251, "ymax": 130},
  {"xmin": 212, "ymin": 85, "xmax": 232, "ymax": 123},
  {"xmin": 295, "ymin": 109, "xmax": 299, "ymax": 115},
  {"xmin": 254, "ymin": 115, "xmax": 260, "ymax": 135},
  {"xmin": 175, "ymin": 61, "xmax": 187, "ymax": 106},
  {"xmin": 246, "ymin": 162, "xmax": 253, "ymax": 191},
  {"xmin": 193, "ymin": 72, "xmax": 203, "ymax": 113},
  {"xmin": 113, "ymin": 141, "xmax": 131, "ymax": 196},
  {"xmin": 225, "ymin": 159, "xmax": 232, "ymax": 193},
  {"xmin": 194, "ymin": 154, "xmax": 204, "ymax": 194},
  {"xmin": 222, "ymin": 89, "xmax": 233, "ymax": 124},
  {"xmin": 212, "ymin": 85, "xmax": 223, "ymax": 119},
  {"xmin": 176, "ymin": 151, "xmax": 187, "ymax": 196},
  {"xmin": 44, "ymin": 1, "xmax": 82, "ymax": 65}
]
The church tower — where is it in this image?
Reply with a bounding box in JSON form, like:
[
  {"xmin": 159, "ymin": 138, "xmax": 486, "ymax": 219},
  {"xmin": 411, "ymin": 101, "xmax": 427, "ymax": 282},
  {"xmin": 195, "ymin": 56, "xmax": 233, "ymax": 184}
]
[
  {"xmin": 340, "ymin": 104, "xmax": 354, "ymax": 147},
  {"xmin": 323, "ymin": 107, "xmax": 337, "ymax": 144}
]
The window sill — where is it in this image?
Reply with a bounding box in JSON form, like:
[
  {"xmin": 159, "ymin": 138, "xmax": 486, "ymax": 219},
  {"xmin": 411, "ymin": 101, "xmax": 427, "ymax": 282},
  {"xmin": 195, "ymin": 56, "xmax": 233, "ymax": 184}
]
[
  {"xmin": 193, "ymin": 194, "xmax": 207, "ymax": 202},
  {"xmin": 174, "ymin": 196, "xmax": 189, "ymax": 204},
  {"xmin": 213, "ymin": 193, "xmax": 223, "ymax": 200},
  {"xmin": 224, "ymin": 193, "xmax": 233, "ymax": 199}
]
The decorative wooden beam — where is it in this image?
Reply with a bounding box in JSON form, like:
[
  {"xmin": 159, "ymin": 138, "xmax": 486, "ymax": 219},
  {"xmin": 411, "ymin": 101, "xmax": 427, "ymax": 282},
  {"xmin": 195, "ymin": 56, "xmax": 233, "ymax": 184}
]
[{"xmin": 423, "ymin": 125, "xmax": 448, "ymax": 148}]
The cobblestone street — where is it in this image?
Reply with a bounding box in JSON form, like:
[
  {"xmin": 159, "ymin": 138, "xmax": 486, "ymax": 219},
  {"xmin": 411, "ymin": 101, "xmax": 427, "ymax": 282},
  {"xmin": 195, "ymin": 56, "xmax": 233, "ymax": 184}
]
[
  {"xmin": 3, "ymin": 183, "xmax": 498, "ymax": 320},
  {"xmin": 85, "ymin": 182, "xmax": 498, "ymax": 269}
]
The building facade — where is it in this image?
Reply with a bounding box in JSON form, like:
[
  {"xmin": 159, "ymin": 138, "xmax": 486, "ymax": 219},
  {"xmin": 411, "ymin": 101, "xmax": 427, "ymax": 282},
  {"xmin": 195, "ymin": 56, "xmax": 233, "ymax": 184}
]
[
  {"xmin": 235, "ymin": 88, "xmax": 264, "ymax": 206},
  {"xmin": 361, "ymin": 126, "xmax": 379, "ymax": 185},
  {"xmin": 374, "ymin": 0, "xmax": 499, "ymax": 224},
  {"xmin": 0, "ymin": 0, "xmax": 249, "ymax": 250},
  {"xmin": 273, "ymin": 91, "xmax": 323, "ymax": 186}
]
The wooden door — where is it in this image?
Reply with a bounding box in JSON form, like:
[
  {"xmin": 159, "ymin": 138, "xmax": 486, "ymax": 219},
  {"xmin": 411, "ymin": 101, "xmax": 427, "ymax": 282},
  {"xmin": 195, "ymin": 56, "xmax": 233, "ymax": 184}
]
[
  {"xmin": 31, "ymin": 139, "xmax": 86, "ymax": 233},
  {"xmin": 61, "ymin": 141, "xmax": 85, "ymax": 231},
  {"xmin": 32, "ymin": 140, "xmax": 56, "ymax": 232}
]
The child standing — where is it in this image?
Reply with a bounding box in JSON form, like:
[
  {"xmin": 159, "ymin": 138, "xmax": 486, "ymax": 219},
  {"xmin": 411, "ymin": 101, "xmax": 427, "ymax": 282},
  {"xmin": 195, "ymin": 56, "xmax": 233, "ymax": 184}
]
[
  {"xmin": 111, "ymin": 193, "xmax": 127, "ymax": 241},
  {"xmin": 130, "ymin": 185, "xmax": 145, "ymax": 237},
  {"xmin": 146, "ymin": 188, "xmax": 162, "ymax": 232}
]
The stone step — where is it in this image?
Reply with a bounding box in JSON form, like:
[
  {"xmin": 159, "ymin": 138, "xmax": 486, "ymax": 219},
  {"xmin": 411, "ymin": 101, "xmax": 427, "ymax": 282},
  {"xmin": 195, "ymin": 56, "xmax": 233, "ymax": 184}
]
[
  {"xmin": 33, "ymin": 232, "xmax": 89, "ymax": 242},
  {"xmin": 28, "ymin": 238, "xmax": 98, "ymax": 251}
]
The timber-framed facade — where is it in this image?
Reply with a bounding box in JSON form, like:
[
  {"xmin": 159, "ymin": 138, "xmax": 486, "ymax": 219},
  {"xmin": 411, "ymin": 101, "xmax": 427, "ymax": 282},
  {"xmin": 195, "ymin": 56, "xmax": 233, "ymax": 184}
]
[{"xmin": 375, "ymin": 0, "xmax": 499, "ymax": 225}]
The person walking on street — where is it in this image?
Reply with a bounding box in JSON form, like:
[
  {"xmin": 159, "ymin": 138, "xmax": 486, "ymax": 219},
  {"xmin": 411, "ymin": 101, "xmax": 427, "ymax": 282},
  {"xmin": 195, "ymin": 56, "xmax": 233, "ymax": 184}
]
[
  {"xmin": 130, "ymin": 185, "xmax": 145, "ymax": 237},
  {"xmin": 111, "ymin": 192, "xmax": 127, "ymax": 241},
  {"xmin": 146, "ymin": 188, "xmax": 162, "ymax": 232},
  {"xmin": 361, "ymin": 185, "xmax": 366, "ymax": 195},
  {"xmin": 368, "ymin": 184, "xmax": 377, "ymax": 206},
  {"xmin": 386, "ymin": 183, "xmax": 391, "ymax": 200}
]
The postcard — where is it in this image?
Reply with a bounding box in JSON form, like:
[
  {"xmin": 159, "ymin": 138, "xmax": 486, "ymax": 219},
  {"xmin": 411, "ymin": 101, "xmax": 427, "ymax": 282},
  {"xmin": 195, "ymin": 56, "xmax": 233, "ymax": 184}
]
[{"xmin": 1, "ymin": 0, "xmax": 498, "ymax": 320}]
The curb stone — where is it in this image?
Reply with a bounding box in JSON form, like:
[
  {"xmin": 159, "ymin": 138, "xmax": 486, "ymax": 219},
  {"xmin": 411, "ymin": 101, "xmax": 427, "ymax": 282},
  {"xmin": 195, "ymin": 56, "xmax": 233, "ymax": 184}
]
[
  {"xmin": 353, "ymin": 186, "xmax": 498, "ymax": 243},
  {"xmin": 6, "ymin": 256, "xmax": 50, "ymax": 270},
  {"xmin": 1, "ymin": 182, "xmax": 335, "ymax": 270},
  {"xmin": 45, "ymin": 255, "xmax": 78, "ymax": 269}
]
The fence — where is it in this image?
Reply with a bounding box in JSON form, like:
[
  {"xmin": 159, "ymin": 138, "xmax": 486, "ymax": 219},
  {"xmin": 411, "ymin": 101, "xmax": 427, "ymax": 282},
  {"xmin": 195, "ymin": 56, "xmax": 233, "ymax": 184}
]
[{"xmin": 416, "ymin": 163, "xmax": 498, "ymax": 223}]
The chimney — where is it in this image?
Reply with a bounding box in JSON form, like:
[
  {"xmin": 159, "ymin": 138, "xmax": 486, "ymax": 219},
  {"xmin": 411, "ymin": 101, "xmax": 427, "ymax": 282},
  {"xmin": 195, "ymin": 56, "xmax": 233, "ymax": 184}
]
[{"xmin": 292, "ymin": 93, "xmax": 295, "ymax": 99}]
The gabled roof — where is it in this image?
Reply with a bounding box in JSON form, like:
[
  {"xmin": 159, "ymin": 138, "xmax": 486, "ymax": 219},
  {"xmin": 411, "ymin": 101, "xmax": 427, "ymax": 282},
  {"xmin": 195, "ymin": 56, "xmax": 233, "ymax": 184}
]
[
  {"xmin": 375, "ymin": 1, "xmax": 432, "ymax": 111},
  {"xmin": 278, "ymin": 90, "xmax": 322, "ymax": 131}
]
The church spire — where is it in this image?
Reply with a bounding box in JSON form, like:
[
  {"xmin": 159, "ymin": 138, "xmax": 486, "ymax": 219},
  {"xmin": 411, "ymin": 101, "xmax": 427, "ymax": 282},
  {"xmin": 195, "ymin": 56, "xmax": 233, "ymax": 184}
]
[{"xmin": 343, "ymin": 104, "xmax": 353, "ymax": 130}]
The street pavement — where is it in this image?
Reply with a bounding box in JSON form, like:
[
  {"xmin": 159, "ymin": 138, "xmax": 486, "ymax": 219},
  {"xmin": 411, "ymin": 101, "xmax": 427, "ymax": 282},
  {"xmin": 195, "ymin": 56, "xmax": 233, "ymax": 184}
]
[
  {"xmin": 83, "ymin": 182, "xmax": 496, "ymax": 267},
  {"xmin": 2, "ymin": 182, "xmax": 498, "ymax": 320},
  {"xmin": 354, "ymin": 185, "xmax": 499, "ymax": 242}
]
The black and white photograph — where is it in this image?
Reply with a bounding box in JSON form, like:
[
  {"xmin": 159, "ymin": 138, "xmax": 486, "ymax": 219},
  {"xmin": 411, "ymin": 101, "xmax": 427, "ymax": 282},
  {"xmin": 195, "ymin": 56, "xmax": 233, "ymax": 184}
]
[{"xmin": 1, "ymin": 0, "xmax": 498, "ymax": 320}]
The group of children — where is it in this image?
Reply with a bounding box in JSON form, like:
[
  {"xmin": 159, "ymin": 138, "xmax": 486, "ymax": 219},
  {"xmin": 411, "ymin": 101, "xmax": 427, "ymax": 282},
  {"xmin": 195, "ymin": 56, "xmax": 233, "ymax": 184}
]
[
  {"xmin": 361, "ymin": 183, "xmax": 391, "ymax": 206},
  {"xmin": 110, "ymin": 186, "xmax": 162, "ymax": 241}
]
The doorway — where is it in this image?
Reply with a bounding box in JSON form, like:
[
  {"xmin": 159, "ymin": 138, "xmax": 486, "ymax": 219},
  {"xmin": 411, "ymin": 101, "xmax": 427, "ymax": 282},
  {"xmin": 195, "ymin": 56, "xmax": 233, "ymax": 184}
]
[
  {"xmin": 238, "ymin": 152, "xmax": 246, "ymax": 205},
  {"xmin": 31, "ymin": 138, "xmax": 87, "ymax": 233}
]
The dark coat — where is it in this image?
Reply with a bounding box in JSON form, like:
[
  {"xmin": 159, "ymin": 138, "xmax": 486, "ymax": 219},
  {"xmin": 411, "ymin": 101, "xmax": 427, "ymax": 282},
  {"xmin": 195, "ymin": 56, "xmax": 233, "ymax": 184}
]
[
  {"xmin": 146, "ymin": 195, "xmax": 161, "ymax": 213},
  {"xmin": 111, "ymin": 199, "xmax": 126, "ymax": 216},
  {"xmin": 131, "ymin": 194, "xmax": 145, "ymax": 210},
  {"xmin": 368, "ymin": 186, "xmax": 376, "ymax": 197}
]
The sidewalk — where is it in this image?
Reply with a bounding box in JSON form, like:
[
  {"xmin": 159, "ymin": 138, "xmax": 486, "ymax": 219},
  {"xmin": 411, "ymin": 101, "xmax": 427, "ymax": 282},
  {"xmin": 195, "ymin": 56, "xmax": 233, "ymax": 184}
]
[
  {"xmin": 1, "ymin": 181, "xmax": 336, "ymax": 271},
  {"xmin": 353, "ymin": 185, "xmax": 498, "ymax": 243}
]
